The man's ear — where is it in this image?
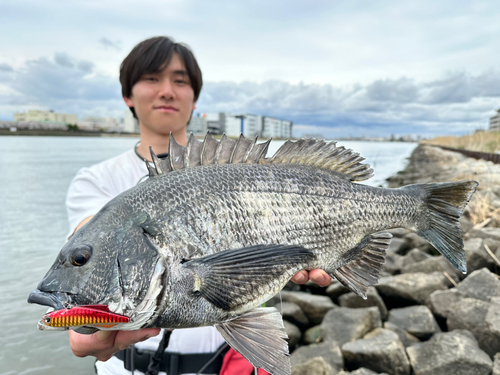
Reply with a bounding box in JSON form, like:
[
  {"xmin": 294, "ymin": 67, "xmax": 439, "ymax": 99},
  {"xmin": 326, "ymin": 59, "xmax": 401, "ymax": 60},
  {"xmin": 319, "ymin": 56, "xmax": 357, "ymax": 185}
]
[
  {"xmin": 192, "ymin": 101, "xmax": 197, "ymax": 110},
  {"xmin": 123, "ymin": 96, "xmax": 134, "ymax": 107}
]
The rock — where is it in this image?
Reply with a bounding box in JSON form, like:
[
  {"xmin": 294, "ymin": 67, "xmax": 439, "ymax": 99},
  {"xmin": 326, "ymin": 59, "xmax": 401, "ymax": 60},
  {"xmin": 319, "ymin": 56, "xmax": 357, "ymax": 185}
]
[
  {"xmin": 463, "ymin": 238, "xmax": 497, "ymax": 272},
  {"xmin": 279, "ymin": 290, "xmax": 336, "ymax": 324},
  {"xmin": 485, "ymin": 237, "xmax": 500, "ymax": 254},
  {"xmin": 393, "ymin": 249, "xmax": 431, "ymax": 273},
  {"xmin": 459, "ymin": 215, "xmax": 473, "ymax": 234},
  {"xmin": 383, "ymin": 322, "xmax": 420, "ymax": 347},
  {"xmin": 428, "ymin": 288, "xmax": 465, "ymax": 319},
  {"xmin": 406, "ymin": 330, "xmax": 492, "ymax": 375},
  {"xmin": 284, "ymin": 320, "xmax": 301, "ymax": 349},
  {"xmin": 338, "ymin": 368, "xmax": 389, "ymax": 375},
  {"xmin": 279, "ymin": 302, "xmax": 309, "ymax": 328},
  {"xmin": 493, "ymin": 353, "xmax": 500, "ymax": 375},
  {"xmin": 303, "ymin": 325, "xmax": 322, "ymax": 344},
  {"xmin": 290, "ymin": 341, "xmax": 344, "ymax": 372},
  {"xmin": 376, "ymin": 272, "xmax": 451, "ymax": 306},
  {"xmin": 387, "ymin": 305, "xmax": 440, "ymax": 340},
  {"xmin": 468, "ymin": 227, "xmax": 500, "ymax": 242},
  {"xmin": 401, "ymin": 256, "xmax": 463, "ymax": 282},
  {"xmin": 321, "ymin": 307, "xmax": 381, "ymax": 346},
  {"xmin": 387, "ymin": 237, "xmax": 410, "ymax": 255},
  {"xmin": 342, "ymin": 328, "xmax": 410, "ymax": 375},
  {"xmin": 325, "ymin": 280, "xmax": 350, "ymax": 302},
  {"xmin": 386, "ymin": 228, "xmax": 410, "ymax": 238},
  {"xmin": 338, "ymin": 287, "xmax": 388, "ymax": 320},
  {"xmin": 456, "ymin": 268, "xmax": 500, "ymax": 302},
  {"xmin": 403, "ymin": 232, "xmax": 435, "ymax": 254},
  {"xmin": 446, "ymin": 297, "xmax": 500, "ymax": 357},
  {"xmin": 291, "ymin": 357, "xmax": 335, "ymax": 375},
  {"xmin": 383, "ymin": 252, "xmax": 401, "ymax": 275}
]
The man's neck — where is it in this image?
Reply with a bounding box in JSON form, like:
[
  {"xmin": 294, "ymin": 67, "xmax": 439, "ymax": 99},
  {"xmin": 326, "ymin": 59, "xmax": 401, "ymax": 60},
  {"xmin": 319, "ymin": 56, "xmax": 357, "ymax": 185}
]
[{"xmin": 136, "ymin": 127, "xmax": 188, "ymax": 161}]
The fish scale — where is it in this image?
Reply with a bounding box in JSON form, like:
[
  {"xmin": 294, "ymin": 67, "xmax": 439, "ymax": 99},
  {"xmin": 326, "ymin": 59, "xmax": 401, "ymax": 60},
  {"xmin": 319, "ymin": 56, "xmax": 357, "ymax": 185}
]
[{"xmin": 29, "ymin": 133, "xmax": 478, "ymax": 375}]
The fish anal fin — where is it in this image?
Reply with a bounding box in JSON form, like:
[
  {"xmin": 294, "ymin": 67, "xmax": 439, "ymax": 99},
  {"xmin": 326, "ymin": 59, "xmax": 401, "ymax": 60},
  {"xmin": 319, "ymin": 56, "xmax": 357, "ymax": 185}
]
[
  {"xmin": 216, "ymin": 307, "xmax": 290, "ymax": 375},
  {"xmin": 332, "ymin": 232, "xmax": 392, "ymax": 299},
  {"xmin": 183, "ymin": 244, "xmax": 315, "ymax": 311}
]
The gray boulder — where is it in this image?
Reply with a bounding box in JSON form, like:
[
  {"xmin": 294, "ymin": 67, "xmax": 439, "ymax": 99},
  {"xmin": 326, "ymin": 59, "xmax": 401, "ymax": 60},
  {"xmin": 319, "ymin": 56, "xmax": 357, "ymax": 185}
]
[
  {"xmin": 383, "ymin": 322, "xmax": 420, "ymax": 347},
  {"xmin": 468, "ymin": 227, "xmax": 500, "ymax": 242},
  {"xmin": 284, "ymin": 320, "xmax": 301, "ymax": 349},
  {"xmin": 280, "ymin": 290, "xmax": 336, "ymax": 324},
  {"xmin": 303, "ymin": 324, "xmax": 322, "ymax": 344},
  {"xmin": 393, "ymin": 249, "xmax": 431, "ymax": 272},
  {"xmin": 446, "ymin": 297, "xmax": 500, "ymax": 357},
  {"xmin": 387, "ymin": 237, "xmax": 410, "ymax": 254},
  {"xmin": 321, "ymin": 307, "xmax": 381, "ymax": 345},
  {"xmin": 325, "ymin": 280, "xmax": 350, "ymax": 302},
  {"xmin": 493, "ymin": 353, "xmax": 500, "ymax": 375},
  {"xmin": 456, "ymin": 267, "xmax": 500, "ymax": 302},
  {"xmin": 406, "ymin": 330, "xmax": 492, "ymax": 375},
  {"xmin": 388, "ymin": 305, "xmax": 440, "ymax": 340},
  {"xmin": 279, "ymin": 302, "xmax": 309, "ymax": 328},
  {"xmin": 403, "ymin": 232, "xmax": 435, "ymax": 254},
  {"xmin": 338, "ymin": 369, "xmax": 389, "ymax": 375},
  {"xmin": 376, "ymin": 272, "xmax": 451, "ymax": 305},
  {"xmin": 342, "ymin": 328, "xmax": 410, "ymax": 375},
  {"xmin": 428, "ymin": 288, "xmax": 465, "ymax": 319},
  {"xmin": 401, "ymin": 256, "xmax": 463, "ymax": 282},
  {"xmin": 383, "ymin": 252, "xmax": 401, "ymax": 275},
  {"xmin": 291, "ymin": 357, "xmax": 335, "ymax": 375},
  {"xmin": 338, "ymin": 287, "xmax": 388, "ymax": 320},
  {"xmin": 464, "ymin": 237, "xmax": 497, "ymax": 272},
  {"xmin": 290, "ymin": 341, "xmax": 344, "ymax": 372}
]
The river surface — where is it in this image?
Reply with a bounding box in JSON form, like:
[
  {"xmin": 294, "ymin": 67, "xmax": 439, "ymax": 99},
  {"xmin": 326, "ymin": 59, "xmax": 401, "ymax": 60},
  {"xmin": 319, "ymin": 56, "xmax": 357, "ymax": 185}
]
[{"xmin": 0, "ymin": 136, "xmax": 416, "ymax": 375}]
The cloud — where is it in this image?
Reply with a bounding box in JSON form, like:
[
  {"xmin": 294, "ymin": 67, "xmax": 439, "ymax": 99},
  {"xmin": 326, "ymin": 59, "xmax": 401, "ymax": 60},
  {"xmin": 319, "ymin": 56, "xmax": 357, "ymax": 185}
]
[
  {"xmin": 99, "ymin": 37, "xmax": 122, "ymax": 51},
  {"xmin": 0, "ymin": 63, "xmax": 14, "ymax": 72}
]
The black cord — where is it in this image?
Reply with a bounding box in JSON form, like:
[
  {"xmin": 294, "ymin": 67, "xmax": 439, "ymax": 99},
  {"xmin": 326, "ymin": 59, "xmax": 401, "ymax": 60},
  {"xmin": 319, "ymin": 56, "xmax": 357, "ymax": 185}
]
[
  {"xmin": 144, "ymin": 329, "xmax": 173, "ymax": 375},
  {"xmin": 195, "ymin": 343, "xmax": 229, "ymax": 375}
]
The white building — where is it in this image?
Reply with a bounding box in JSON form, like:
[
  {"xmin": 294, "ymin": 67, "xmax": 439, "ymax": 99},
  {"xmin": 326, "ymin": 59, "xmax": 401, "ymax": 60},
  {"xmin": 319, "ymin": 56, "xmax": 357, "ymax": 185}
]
[
  {"xmin": 490, "ymin": 108, "xmax": 500, "ymax": 132},
  {"xmin": 187, "ymin": 114, "xmax": 208, "ymax": 135},
  {"xmin": 262, "ymin": 116, "xmax": 293, "ymax": 139},
  {"xmin": 123, "ymin": 110, "xmax": 140, "ymax": 133},
  {"xmin": 14, "ymin": 109, "xmax": 78, "ymax": 124}
]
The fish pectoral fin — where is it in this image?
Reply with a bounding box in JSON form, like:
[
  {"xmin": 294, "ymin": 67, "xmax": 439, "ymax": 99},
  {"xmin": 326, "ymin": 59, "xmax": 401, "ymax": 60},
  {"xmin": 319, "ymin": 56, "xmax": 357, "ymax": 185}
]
[
  {"xmin": 183, "ymin": 244, "xmax": 314, "ymax": 311},
  {"xmin": 331, "ymin": 232, "xmax": 392, "ymax": 299},
  {"xmin": 215, "ymin": 307, "xmax": 290, "ymax": 375}
]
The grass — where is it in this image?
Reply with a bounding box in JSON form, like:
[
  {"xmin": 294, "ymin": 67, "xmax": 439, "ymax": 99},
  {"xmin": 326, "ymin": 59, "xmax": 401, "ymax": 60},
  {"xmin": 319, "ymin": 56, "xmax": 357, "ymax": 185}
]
[{"xmin": 422, "ymin": 131, "xmax": 500, "ymax": 153}]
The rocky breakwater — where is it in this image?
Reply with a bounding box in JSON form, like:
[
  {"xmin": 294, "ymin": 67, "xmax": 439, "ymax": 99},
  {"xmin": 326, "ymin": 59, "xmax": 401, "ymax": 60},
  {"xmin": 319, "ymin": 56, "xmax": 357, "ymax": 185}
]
[{"xmin": 268, "ymin": 144, "xmax": 500, "ymax": 375}]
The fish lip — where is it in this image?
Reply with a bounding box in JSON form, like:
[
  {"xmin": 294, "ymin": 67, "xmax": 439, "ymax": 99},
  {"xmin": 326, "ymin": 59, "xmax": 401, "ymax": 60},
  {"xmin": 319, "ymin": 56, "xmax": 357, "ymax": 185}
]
[{"xmin": 28, "ymin": 289, "xmax": 68, "ymax": 310}]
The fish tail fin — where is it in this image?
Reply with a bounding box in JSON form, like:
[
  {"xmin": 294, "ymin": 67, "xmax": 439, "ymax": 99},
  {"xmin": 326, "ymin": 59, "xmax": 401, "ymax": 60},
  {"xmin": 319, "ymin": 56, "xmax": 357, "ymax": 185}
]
[{"xmin": 403, "ymin": 180, "xmax": 478, "ymax": 274}]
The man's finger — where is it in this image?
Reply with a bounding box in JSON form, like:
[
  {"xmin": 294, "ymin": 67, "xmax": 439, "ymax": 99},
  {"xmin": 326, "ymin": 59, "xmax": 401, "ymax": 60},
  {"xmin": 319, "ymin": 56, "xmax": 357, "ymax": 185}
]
[
  {"xmin": 291, "ymin": 270, "xmax": 308, "ymax": 284},
  {"xmin": 309, "ymin": 269, "xmax": 331, "ymax": 287}
]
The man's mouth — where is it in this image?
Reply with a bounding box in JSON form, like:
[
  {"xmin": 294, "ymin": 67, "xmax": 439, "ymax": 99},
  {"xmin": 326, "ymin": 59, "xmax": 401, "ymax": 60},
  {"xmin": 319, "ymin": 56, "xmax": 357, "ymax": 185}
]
[{"xmin": 155, "ymin": 105, "xmax": 178, "ymax": 113}]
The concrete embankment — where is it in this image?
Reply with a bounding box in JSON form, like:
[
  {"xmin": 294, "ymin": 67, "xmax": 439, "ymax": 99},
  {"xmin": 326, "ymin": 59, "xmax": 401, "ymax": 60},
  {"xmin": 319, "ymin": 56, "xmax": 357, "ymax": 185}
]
[{"xmin": 279, "ymin": 144, "xmax": 500, "ymax": 375}]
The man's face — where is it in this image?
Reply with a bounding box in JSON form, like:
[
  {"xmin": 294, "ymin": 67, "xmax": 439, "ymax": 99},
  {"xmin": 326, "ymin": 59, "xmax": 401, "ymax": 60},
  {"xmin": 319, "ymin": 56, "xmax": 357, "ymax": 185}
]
[{"xmin": 124, "ymin": 53, "xmax": 196, "ymax": 136}]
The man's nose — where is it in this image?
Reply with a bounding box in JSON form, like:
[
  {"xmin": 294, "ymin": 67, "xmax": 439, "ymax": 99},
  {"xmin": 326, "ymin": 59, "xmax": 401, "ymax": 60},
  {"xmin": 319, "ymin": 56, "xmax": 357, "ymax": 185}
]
[{"xmin": 158, "ymin": 79, "xmax": 175, "ymax": 99}]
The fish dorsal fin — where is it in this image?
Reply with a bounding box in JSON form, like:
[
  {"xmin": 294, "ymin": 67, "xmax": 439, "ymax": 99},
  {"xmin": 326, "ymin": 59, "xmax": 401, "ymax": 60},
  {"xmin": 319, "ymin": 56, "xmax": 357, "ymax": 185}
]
[
  {"xmin": 331, "ymin": 232, "xmax": 392, "ymax": 298},
  {"xmin": 147, "ymin": 132, "xmax": 373, "ymax": 181},
  {"xmin": 215, "ymin": 307, "xmax": 290, "ymax": 375}
]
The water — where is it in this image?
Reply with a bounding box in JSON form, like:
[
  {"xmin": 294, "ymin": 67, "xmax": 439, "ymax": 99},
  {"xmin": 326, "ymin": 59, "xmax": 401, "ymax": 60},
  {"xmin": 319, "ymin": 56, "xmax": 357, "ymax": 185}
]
[{"xmin": 0, "ymin": 136, "xmax": 416, "ymax": 375}]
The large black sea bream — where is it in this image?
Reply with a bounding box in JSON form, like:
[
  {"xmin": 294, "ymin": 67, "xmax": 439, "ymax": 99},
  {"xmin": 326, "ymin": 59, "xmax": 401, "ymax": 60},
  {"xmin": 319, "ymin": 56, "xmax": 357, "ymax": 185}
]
[{"xmin": 29, "ymin": 134, "xmax": 478, "ymax": 375}]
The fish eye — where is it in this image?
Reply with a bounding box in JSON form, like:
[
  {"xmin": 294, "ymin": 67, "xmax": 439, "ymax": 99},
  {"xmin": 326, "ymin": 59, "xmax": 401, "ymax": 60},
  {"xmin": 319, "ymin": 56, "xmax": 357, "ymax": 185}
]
[
  {"xmin": 45, "ymin": 317, "xmax": 51, "ymax": 324},
  {"xmin": 69, "ymin": 245, "xmax": 93, "ymax": 267}
]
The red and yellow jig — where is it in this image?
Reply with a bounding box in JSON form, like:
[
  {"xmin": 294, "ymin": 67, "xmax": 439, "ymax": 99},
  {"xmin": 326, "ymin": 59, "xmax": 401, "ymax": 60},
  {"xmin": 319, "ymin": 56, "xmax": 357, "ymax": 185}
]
[{"xmin": 42, "ymin": 305, "xmax": 129, "ymax": 329}]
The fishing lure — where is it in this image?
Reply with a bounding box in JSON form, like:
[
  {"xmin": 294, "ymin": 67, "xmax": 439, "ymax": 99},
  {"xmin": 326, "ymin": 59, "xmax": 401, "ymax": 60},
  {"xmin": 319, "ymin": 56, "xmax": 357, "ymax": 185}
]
[{"xmin": 41, "ymin": 305, "xmax": 129, "ymax": 330}]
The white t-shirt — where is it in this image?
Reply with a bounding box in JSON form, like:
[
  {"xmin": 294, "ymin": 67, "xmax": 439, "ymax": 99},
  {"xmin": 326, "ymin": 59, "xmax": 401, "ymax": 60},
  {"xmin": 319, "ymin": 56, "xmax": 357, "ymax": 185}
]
[{"xmin": 66, "ymin": 149, "xmax": 226, "ymax": 375}]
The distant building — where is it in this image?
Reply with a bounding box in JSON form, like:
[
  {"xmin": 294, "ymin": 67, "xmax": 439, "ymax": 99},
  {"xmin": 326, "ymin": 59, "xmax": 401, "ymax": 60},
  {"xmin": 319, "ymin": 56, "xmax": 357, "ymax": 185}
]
[
  {"xmin": 79, "ymin": 116, "xmax": 120, "ymax": 131},
  {"xmin": 123, "ymin": 110, "xmax": 140, "ymax": 133},
  {"xmin": 489, "ymin": 108, "xmax": 500, "ymax": 132},
  {"xmin": 187, "ymin": 114, "xmax": 208, "ymax": 135},
  {"xmin": 202, "ymin": 112, "xmax": 291, "ymax": 138},
  {"xmin": 14, "ymin": 109, "xmax": 77, "ymax": 124},
  {"xmin": 262, "ymin": 116, "xmax": 293, "ymax": 139}
]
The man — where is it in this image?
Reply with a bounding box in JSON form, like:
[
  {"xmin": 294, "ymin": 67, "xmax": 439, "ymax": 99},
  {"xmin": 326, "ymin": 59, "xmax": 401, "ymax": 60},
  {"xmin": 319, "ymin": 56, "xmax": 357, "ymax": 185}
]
[{"xmin": 67, "ymin": 36, "xmax": 330, "ymax": 375}]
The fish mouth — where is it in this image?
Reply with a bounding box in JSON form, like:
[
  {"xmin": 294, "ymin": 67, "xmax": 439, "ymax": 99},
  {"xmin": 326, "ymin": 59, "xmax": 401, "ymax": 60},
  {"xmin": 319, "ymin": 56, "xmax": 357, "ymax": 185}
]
[{"xmin": 27, "ymin": 289, "xmax": 70, "ymax": 310}]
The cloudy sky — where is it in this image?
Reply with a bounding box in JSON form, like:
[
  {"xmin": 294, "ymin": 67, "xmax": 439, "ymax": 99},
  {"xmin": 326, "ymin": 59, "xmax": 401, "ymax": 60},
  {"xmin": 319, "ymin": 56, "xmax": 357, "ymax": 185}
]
[{"xmin": 1, "ymin": 0, "xmax": 499, "ymax": 138}]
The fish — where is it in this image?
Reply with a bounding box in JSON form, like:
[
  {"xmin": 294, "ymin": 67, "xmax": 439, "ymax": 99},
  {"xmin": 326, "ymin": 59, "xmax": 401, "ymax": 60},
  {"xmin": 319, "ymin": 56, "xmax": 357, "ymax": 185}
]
[{"xmin": 28, "ymin": 133, "xmax": 478, "ymax": 375}]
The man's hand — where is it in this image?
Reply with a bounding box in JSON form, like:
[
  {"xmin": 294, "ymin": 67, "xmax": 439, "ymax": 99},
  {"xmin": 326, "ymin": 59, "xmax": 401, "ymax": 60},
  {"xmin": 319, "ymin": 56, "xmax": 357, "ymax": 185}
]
[
  {"xmin": 69, "ymin": 328, "xmax": 161, "ymax": 361},
  {"xmin": 292, "ymin": 269, "xmax": 331, "ymax": 287}
]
